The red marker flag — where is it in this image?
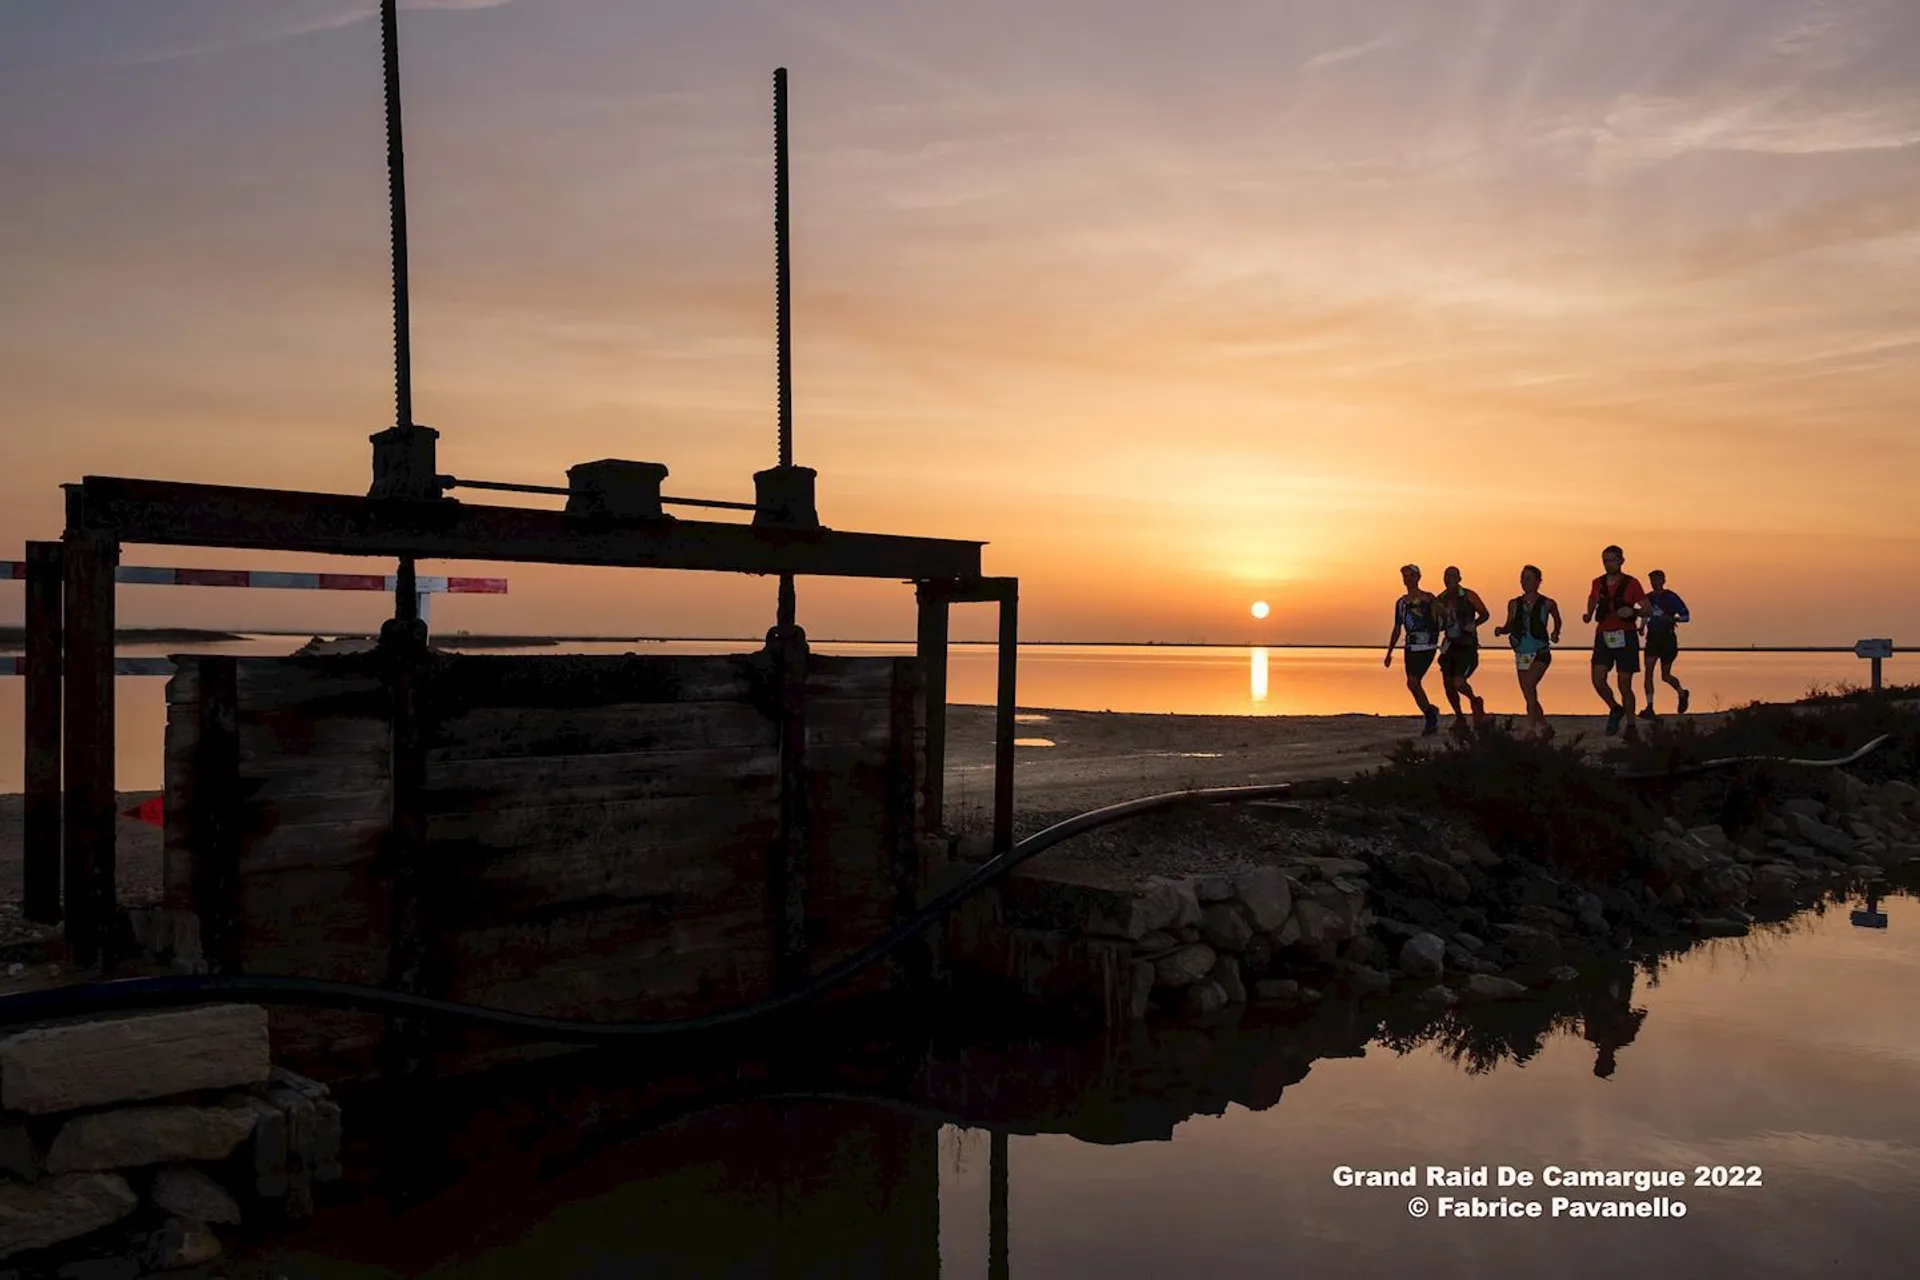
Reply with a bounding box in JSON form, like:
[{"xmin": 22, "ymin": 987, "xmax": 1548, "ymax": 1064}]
[{"xmin": 121, "ymin": 797, "xmax": 165, "ymax": 828}]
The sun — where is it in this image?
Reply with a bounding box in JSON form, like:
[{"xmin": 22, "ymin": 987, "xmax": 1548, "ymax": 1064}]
[{"xmin": 1250, "ymin": 601, "xmax": 1270, "ymax": 620}]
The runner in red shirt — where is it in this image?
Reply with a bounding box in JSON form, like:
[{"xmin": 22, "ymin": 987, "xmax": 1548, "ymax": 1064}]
[{"xmin": 1582, "ymin": 544, "xmax": 1647, "ymax": 737}]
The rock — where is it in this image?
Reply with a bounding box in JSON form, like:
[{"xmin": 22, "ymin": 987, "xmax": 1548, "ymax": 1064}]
[
  {"xmin": 0, "ymin": 1174, "xmax": 137, "ymax": 1260},
  {"xmin": 1752, "ymin": 865, "xmax": 1800, "ymax": 907},
  {"xmin": 1240, "ymin": 932, "xmax": 1273, "ymax": 976},
  {"xmin": 1462, "ymin": 974, "xmax": 1529, "ymax": 1002},
  {"xmin": 1209, "ymin": 956, "xmax": 1247, "ymax": 1005},
  {"xmin": 1875, "ymin": 779, "xmax": 1920, "ymax": 810},
  {"xmin": 55, "ymin": 1257, "xmax": 139, "ymax": 1280},
  {"xmin": 1308, "ymin": 857, "xmax": 1371, "ymax": 879},
  {"xmin": 1191, "ymin": 875, "xmax": 1236, "ymax": 904},
  {"xmin": 1373, "ymin": 918, "xmax": 1423, "ymax": 944},
  {"xmin": 1516, "ymin": 904, "xmax": 1575, "ymax": 930},
  {"xmin": 1687, "ymin": 825, "xmax": 1734, "ymax": 852},
  {"xmin": 1452, "ymin": 932, "xmax": 1485, "ymax": 953},
  {"xmin": 1135, "ymin": 930, "xmax": 1179, "ymax": 955},
  {"xmin": 1128, "ymin": 960, "xmax": 1156, "ymax": 1020},
  {"xmin": 1287, "ymin": 901, "xmax": 1345, "ymax": 956},
  {"xmin": 1789, "ymin": 812, "xmax": 1856, "ymax": 858},
  {"xmin": 150, "ymin": 1168, "xmax": 241, "ymax": 1226},
  {"xmin": 1178, "ymin": 925, "xmax": 1202, "ymax": 943},
  {"xmin": 1344, "ymin": 965, "xmax": 1391, "ymax": 994},
  {"xmin": 1308, "ymin": 882, "xmax": 1367, "ymax": 941},
  {"xmin": 1548, "ymin": 965, "xmax": 1579, "ymax": 982},
  {"xmin": 1781, "ymin": 844, "xmax": 1823, "ymax": 867},
  {"xmin": 1153, "ymin": 944, "xmax": 1218, "ymax": 989},
  {"xmin": 1391, "ymin": 852, "xmax": 1471, "ymax": 904},
  {"xmin": 1494, "ymin": 924, "xmax": 1562, "ymax": 968},
  {"xmin": 1848, "ymin": 820, "xmax": 1882, "ymax": 843},
  {"xmin": 1399, "ymin": 933, "xmax": 1447, "ymax": 979},
  {"xmin": 1779, "ymin": 797, "xmax": 1826, "ymax": 820},
  {"xmin": 1231, "ymin": 868, "xmax": 1294, "ymax": 932},
  {"xmin": 1199, "ymin": 903, "xmax": 1255, "ymax": 954},
  {"xmin": 1182, "ymin": 982, "xmax": 1230, "ymax": 1016},
  {"xmin": 1445, "ymin": 944, "xmax": 1499, "ymax": 975},
  {"xmin": 44, "ymin": 1107, "xmax": 257, "ymax": 1175},
  {"xmin": 1253, "ymin": 979, "xmax": 1302, "ymax": 1006},
  {"xmin": 231, "ymin": 1097, "xmax": 287, "ymax": 1200},
  {"xmin": 1694, "ymin": 918, "xmax": 1751, "ymax": 938},
  {"xmin": 1415, "ymin": 984, "xmax": 1458, "ymax": 1008},
  {"xmin": 145, "ymin": 1217, "xmax": 221, "ymax": 1271},
  {"xmin": 0, "ymin": 1006, "xmax": 269, "ymax": 1116},
  {"xmin": 1270, "ymin": 915, "xmax": 1303, "ymax": 950},
  {"xmin": 0, "ymin": 1125, "xmax": 36, "ymax": 1183}
]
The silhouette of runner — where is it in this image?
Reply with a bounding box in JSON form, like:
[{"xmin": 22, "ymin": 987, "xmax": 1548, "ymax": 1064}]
[
  {"xmin": 1494, "ymin": 565, "xmax": 1562, "ymax": 740},
  {"xmin": 1385, "ymin": 564, "xmax": 1442, "ymax": 736},
  {"xmin": 1639, "ymin": 569, "xmax": 1691, "ymax": 719},
  {"xmin": 1437, "ymin": 566, "xmax": 1491, "ymax": 734},
  {"xmin": 1583, "ymin": 545, "xmax": 1647, "ymax": 737}
]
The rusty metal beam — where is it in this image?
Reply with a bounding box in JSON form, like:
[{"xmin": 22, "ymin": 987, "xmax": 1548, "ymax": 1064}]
[
  {"xmin": 914, "ymin": 588, "xmax": 950, "ymax": 834},
  {"xmin": 62, "ymin": 530, "xmax": 117, "ymax": 965},
  {"xmin": 67, "ymin": 477, "xmax": 983, "ymax": 580},
  {"xmin": 993, "ymin": 586, "xmax": 1018, "ymax": 855},
  {"xmin": 918, "ymin": 575, "xmax": 1017, "ymax": 604},
  {"xmin": 22, "ymin": 542, "xmax": 62, "ymax": 924}
]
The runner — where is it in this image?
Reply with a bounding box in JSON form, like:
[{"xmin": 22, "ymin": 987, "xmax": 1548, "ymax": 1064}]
[
  {"xmin": 1639, "ymin": 569, "xmax": 1691, "ymax": 719},
  {"xmin": 1383, "ymin": 563, "xmax": 1442, "ymax": 736},
  {"xmin": 1582, "ymin": 544, "xmax": 1647, "ymax": 736},
  {"xmin": 1437, "ymin": 566, "xmax": 1491, "ymax": 733},
  {"xmin": 1493, "ymin": 564, "xmax": 1562, "ymax": 740}
]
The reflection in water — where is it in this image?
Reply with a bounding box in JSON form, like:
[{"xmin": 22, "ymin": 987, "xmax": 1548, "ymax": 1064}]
[
  {"xmin": 1250, "ymin": 645, "xmax": 1268, "ymax": 704},
  {"xmin": 1853, "ymin": 885, "xmax": 1890, "ymax": 929},
  {"xmin": 1014, "ymin": 737, "xmax": 1056, "ymax": 748}
]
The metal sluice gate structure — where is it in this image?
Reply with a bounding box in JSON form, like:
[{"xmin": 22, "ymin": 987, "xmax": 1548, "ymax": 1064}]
[{"xmin": 15, "ymin": 2, "xmax": 1021, "ymax": 970}]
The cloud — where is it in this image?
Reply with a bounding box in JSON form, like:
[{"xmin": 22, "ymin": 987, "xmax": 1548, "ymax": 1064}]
[
  {"xmin": 1301, "ymin": 36, "xmax": 1394, "ymax": 72},
  {"xmin": 118, "ymin": 0, "xmax": 516, "ymax": 69}
]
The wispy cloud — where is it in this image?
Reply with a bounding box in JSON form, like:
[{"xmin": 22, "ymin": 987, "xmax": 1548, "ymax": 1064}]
[
  {"xmin": 1301, "ymin": 35, "xmax": 1394, "ymax": 72},
  {"xmin": 120, "ymin": 0, "xmax": 516, "ymax": 69}
]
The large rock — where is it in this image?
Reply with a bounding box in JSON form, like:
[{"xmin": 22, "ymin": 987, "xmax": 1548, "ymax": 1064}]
[
  {"xmin": 150, "ymin": 1167, "xmax": 241, "ymax": 1226},
  {"xmin": 1391, "ymin": 853, "xmax": 1471, "ymax": 904},
  {"xmin": 1191, "ymin": 875, "xmax": 1236, "ymax": 904},
  {"xmin": 1182, "ymin": 982, "xmax": 1230, "ymax": 1016},
  {"xmin": 44, "ymin": 1107, "xmax": 258, "ymax": 1175},
  {"xmin": 1309, "ymin": 879, "xmax": 1368, "ymax": 938},
  {"xmin": 1153, "ymin": 944, "xmax": 1218, "ymax": 989},
  {"xmin": 145, "ymin": 1216, "xmax": 222, "ymax": 1271},
  {"xmin": 1399, "ymin": 933, "xmax": 1447, "ymax": 979},
  {"xmin": 1788, "ymin": 812, "xmax": 1856, "ymax": 858},
  {"xmin": 1286, "ymin": 901, "xmax": 1345, "ymax": 956},
  {"xmin": 1494, "ymin": 924, "xmax": 1562, "ymax": 968},
  {"xmin": 0, "ymin": 1174, "xmax": 137, "ymax": 1260},
  {"xmin": 0, "ymin": 1005, "xmax": 269, "ymax": 1116},
  {"xmin": 1875, "ymin": 779, "xmax": 1920, "ymax": 810},
  {"xmin": 1128, "ymin": 961, "xmax": 1156, "ymax": 1020},
  {"xmin": 1199, "ymin": 903, "xmax": 1255, "ymax": 954},
  {"xmin": 1089, "ymin": 877, "xmax": 1202, "ymax": 940},
  {"xmin": 1253, "ymin": 979, "xmax": 1302, "ymax": 1005},
  {"xmin": 1415, "ymin": 984, "xmax": 1458, "ymax": 1009},
  {"xmin": 0, "ymin": 1124, "xmax": 36, "ymax": 1182},
  {"xmin": 1209, "ymin": 956, "xmax": 1247, "ymax": 1005},
  {"xmin": 1231, "ymin": 867, "xmax": 1294, "ymax": 931},
  {"xmin": 1752, "ymin": 864, "xmax": 1801, "ymax": 907},
  {"xmin": 1461, "ymin": 974, "xmax": 1528, "ymax": 1002},
  {"xmin": 1240, "ymin": 932, "xmax": 1274, "ymax": 976},
  {"xmin": 1343, "ymin": 965, "xmax": 1392, "ymax": 994}
]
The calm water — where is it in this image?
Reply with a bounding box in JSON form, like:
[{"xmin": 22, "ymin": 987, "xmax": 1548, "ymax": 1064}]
[
  {"xmin": 258, "ymin": 886, "xmax": 1920, "ymax": 1278},
  {"xmin": 0, "ymin": 637, "xmax": 1887, "ymax": 792}
]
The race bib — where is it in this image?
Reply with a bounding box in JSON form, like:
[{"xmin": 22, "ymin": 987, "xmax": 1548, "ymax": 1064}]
[
  {"xmin": 1516, "ymin": 651, "xmax": 1536, "ymax": 672},
  {"xmin": 1604, "ymin": 630, "xmax": 1626, "ymax": 650}
]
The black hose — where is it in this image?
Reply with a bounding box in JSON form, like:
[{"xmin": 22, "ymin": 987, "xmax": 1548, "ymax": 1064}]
[
  {"xmin": 0, "ymin": 783, "xmax": 1292, "ymax": 1037},
  {"xmin": 1617, "ymin": 732, "xmax": 1892, "ymax": 781}
]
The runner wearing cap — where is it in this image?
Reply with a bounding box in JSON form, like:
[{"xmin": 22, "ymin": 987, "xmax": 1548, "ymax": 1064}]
[
  {"xmin": 1639, "ymin": 569, "xmax": 1691, "ymax": 719},
  {"xmin": 1583, "ymin": 544, "xmax": 1647, "ymax": 736},
  {"xmin": 1437, "ymin": 566, "xmax": 1491, "ymax": 733},
  {"xmin": 1384, "ymin": 563, "xmax": 1443, "ymax": 736}
]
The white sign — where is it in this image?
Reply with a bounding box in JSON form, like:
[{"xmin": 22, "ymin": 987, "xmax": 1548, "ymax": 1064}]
[{"xmin": 1855, "ymin": 638, "xmax": 1894, "ymax": 660}]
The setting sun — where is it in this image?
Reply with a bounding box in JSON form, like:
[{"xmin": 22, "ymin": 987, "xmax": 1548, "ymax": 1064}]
[{"xmin": 1250, "ymin": 601, "xmax": 1270, "ymax": 620}]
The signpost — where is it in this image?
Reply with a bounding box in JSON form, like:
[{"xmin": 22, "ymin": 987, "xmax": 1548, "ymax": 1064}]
[{"xmin": 1854, "ymin": 637, "xmax": 1894, "ymax": 691}]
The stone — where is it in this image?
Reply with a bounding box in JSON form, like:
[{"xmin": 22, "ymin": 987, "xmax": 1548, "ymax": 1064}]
[
  {"xmin": 1199, "ymin": 903, "xmax": 1255, "ymax": 953},
  {"xmin": 1311, "ymin": 880, "xmax": 1368, "ymax": 936},
  {"xmin": 150, "ymin": 1168, "xmax": 240, "ymax": 1226},
  {"xmin": 1270, "ymin": 915, "xmax": 1303, "ymax": 950},
  {"xmin": 1231, "ymin": 868, "xmax": 1294, "ymax": 931},
  {"xmin": 0, "ymin": 1126, "xmax": 36, "ymax": 1183},
  {"xmin": 1875, "ymin": 779, "xmax": 1920, "ymax": 810},
  {"xmin": 1344, "ymin": 965, "xmax": 1391, "ymax": 994},
  {"xmin": 0, "ymin": 1006, "xmax": 269, "ymax": 1116},
  {"xmin": 230, "ymin": 1097, "xmax": 286, "ymax": 1200},
  {"xmin": 1415, "ymin": 984, "xmax": 1458, "ymax": 1008},
  {"xmin": 0, "ymin": 1174, "xmax": 137, "ymax": 1260},
  {"xmin": 55, "ymin": 1258, "xmax": 139, "ymax": 1280},
  {"xmin": 1752, "ymin": 865, "xmax": 1801, "ymax": 906},
  {"xmin": 1779, "ymin": 797, "xmax": 1826, "ymax": 820},
  {"xmin": 1182, "ymin": 982, "xmax": 1230, "ymax": 1016},
  {"xmin": 1849, "ymin": 820, "xmax": 1882, "ymax": 843},
  {"xmin": 44, "ymin": 1108, "xmax": 257, "ymax": 1175},
  {"xmin": 1399, "ymin": 933, "xmax": 1447, "ymax": 979},
  {"xmin": 1694, "ymin": 919, "xmax": 1751, "ymax": 938},
  {"xmin": 1789, "ymin": 812, "xmax": 1856, "ymax": 858},
  {"xmin": 1452, "ymin": 932, "xmax": 1485, "ymax": 953},
  {"xmin": 1391, "ymin": 852, "xmax": 1471, "ymax": 904},
  {"xmin": 1373, "ymin": 918, "xmax": 1423, "ymax": 943},
  {"xmin": 1548, "ymin": 965, "xmax": 1580, "ymax": 982},
  {"xmin": 1253, "ymin": 979, "xmax": 1302, "ymax": 1005},
  {"xmin": 1494, "ymin": 924, "xmax": 1562, "ymax": 968},
  {"xmin": 144, "ymin": 1217, "xmax": 221, "ymax": 1271},
  {"xmin": 1135, "ymin": 930, "xmax": 1179, "ymax": 955},
  {"xmin": 1128, "ymin": 961, "xmax": 1156, "ymax": 1020},
  {"xmin": 1687, "ymin": 825, "xmax": 1733, "ymax": 852},
  {"xmin": 1153, "ymin": 944, "xmax": 1218, "ymax": 989},
  {"xmin": 1287, "ymin": 901, "xmax": 1345, "ymax": 955},
  {"xmin": 1209, "ymin": 956, "xmax": 1247, "ymax": 1005},
  {"xmin": 1192, "ymin": 875, "xmax": 1236, "ymax": 904},
  {"xmin": 1095, "ymin": 878, "xmax": 1202, "ymax": 941},
  {"xmin": 1178, "ymin": 925, "xmax": 1202, "ymax": 943},
  {"xmin": 1516, "ymin": 904, "xmax": 1575, "ymax": 930},
  {"xmin": 1308, "ymin": 857, "xmax": 1371, "ymax": 879},
  {"xmin": 1461, "ymin": 974, "xmax": 1528, "ymax": 1002},
  {"xmin": 1240, "ymin": 932, "xmax": 1273, "ymax": 976}
]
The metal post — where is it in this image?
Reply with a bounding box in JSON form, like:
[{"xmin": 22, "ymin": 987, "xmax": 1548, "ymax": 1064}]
[
  {"xmin": 22, "ymin": 542, "xmax": 63, "ymax": 923},
  {"xmin": 62, "ymin": 529, "xmax": 118, "ymax": 966},
  {"xmin": 915, "ymin": 586, "xmax": 950, "ymax": 835},
  {"xmin": 1872, "ymin": 656, "xmax": 1883, "ymax": 692},
  {"xmin": 993, "ymin": 585, "xmax": 1019, "ymax": 855},
  {"xmin": 415, "ymin": 589, "xmax": 432, "ymax": 636},
  {"xmin": 989, "ymin": 1130, "xmax": 1009, "ymax": 1280}
]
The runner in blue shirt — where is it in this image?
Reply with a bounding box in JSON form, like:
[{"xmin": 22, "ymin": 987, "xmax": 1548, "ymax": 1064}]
[{"xmin": 1639, "ymin": 569, "xmax": 1691, "ymax": 718}]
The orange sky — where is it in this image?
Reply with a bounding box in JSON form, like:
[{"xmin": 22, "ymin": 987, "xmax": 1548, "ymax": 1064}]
[{"xmin": 3, "ymin": 0, "xmax": 1918, "ymax": 644}]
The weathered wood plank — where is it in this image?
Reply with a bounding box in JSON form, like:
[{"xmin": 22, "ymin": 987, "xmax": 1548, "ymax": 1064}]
[
  {"xmin": 233, "ymin": 818, "xmax": 389, "ymax": 875},
  {"xmin": 62, "ymin": 531, "xmax": 117, "ymax": 964},
  {"xmin": 191, "ymin": 658, "xmax": 242, "ymax": 973},
  {"xmin": 22, "ymin": 541, "xmax": 63, "ymax": 923},
  {"xmin": 423, "ymin": 747, "xmax": 777, "ymax": 809}
]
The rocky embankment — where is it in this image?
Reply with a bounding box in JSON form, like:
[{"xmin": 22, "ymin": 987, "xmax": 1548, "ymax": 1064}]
[{"xmin": 966, "ymin": 772, "xmax": 1920, "ymax": 1023}]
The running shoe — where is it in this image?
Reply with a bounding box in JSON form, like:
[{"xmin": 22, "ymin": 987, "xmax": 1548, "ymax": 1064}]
[
  {"xmin": 1605, "ymin": 707, "xmax": 1623, "ymax": 736},
  {"xmin": 1677, "ymin": 688, "xmax": 1690, "ymax": 715},
  {"xmin": 1470, "ymin": 694, "xmax": 1487, "ymax": 725},
  {"xmin": 1423, "ymin": 706, "xmax": 1440, "ymax": 736},
  {"xmin": 1638, "ymin": 705, "xmax": 1657, "ymax": 720}
]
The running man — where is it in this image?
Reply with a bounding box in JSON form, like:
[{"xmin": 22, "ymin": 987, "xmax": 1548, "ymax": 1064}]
[
  {"xmin": 1493, "ymin": 564, "xmax": 1562, "ymax": 739},
  {"xmin": 1384, "ymin": 563, "xmax": 1443, "ymax": 736},
  {"xmin": 1437, "ymin": 566, "xmax": 1491, "ymax": 733},
  {"xmin": 1583, "ymin": 544, "xmax": 1647, "ymax": 736},
  {"xmin": 1639, "ymin": 569, "xmax": 1691, "ymax": 719}
]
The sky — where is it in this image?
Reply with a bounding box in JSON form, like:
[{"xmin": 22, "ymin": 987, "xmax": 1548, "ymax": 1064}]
[{"xmin": 3, "ymin": 0, "xmax": 1918, "ymax": 645}]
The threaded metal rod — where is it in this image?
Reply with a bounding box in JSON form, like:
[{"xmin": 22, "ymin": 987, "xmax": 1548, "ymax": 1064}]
[
  {"xmin": 381, "ymin": 0, "xmax": 413, "ymax": 430},
  {"xmin": 775, "ymin": 67, "xmax": 792, "ymax": 469}
]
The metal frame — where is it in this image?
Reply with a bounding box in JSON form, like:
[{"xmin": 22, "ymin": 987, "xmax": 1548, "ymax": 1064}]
[{"xmin": 25, "ymin": 482, "xmax": 1014, "ymax": 969}]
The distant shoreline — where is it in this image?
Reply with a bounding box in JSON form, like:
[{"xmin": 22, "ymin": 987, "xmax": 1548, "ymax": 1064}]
[{"xmin": 0, "ymin": 626, "xmax": 1904, "ymax": 655}]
